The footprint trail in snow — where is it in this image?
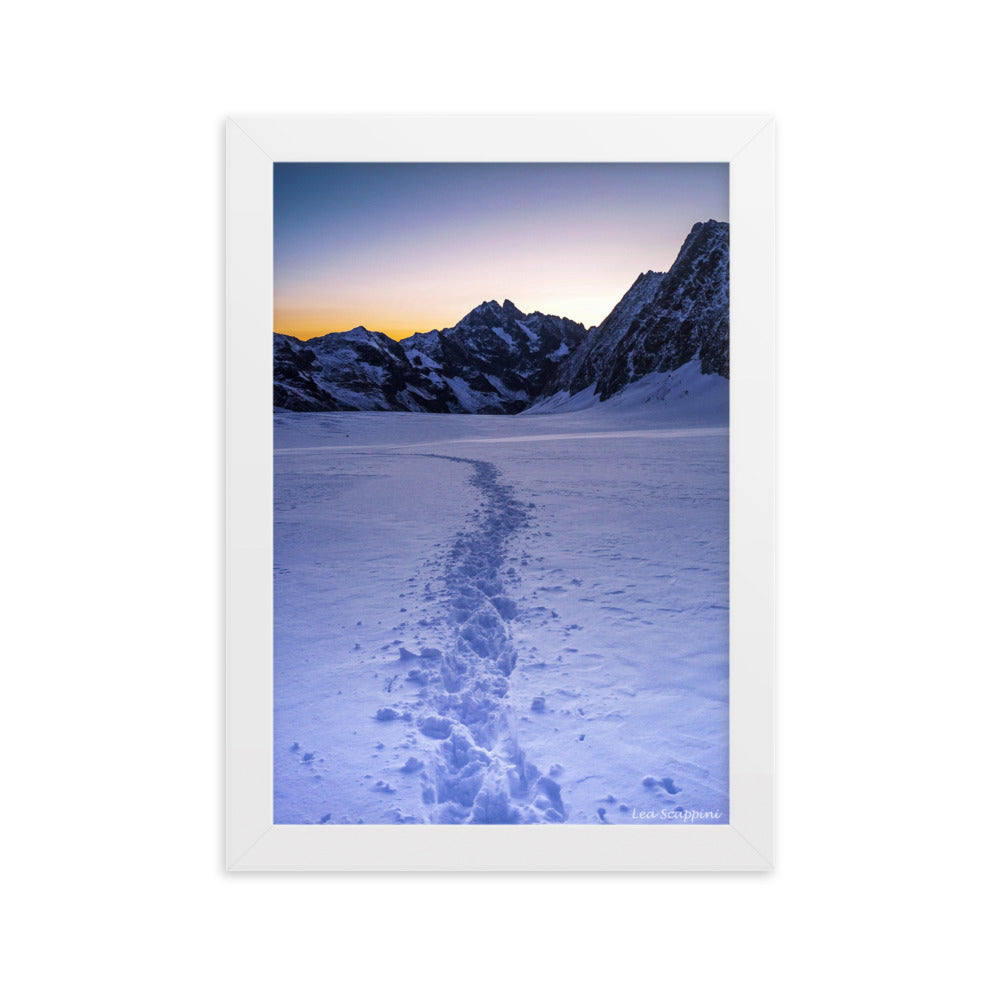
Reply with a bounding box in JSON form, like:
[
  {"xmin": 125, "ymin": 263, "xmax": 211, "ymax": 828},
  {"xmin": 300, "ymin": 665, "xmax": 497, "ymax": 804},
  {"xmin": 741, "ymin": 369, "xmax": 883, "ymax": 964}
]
[{"xmin": 407, "ymin": 455, "xmax": 566, "ymax": 824}]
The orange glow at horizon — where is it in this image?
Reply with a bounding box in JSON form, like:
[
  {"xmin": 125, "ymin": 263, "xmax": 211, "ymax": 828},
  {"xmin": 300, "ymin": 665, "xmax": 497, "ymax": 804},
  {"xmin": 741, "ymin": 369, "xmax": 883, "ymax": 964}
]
[
  {"xmin": 274, "ymin": 290, "xmax": 633, "ymax": 343},
  {"xmin": 275, "ymin": 314, "xmax": 445, "ymax": 343}
]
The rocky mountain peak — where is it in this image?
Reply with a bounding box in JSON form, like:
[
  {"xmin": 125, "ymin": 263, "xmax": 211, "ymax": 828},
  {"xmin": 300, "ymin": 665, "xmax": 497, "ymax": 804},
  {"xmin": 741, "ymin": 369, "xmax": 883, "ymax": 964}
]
[{"xmin": 273, "ymin": 220, "xmax": 729, "ymax": 414}]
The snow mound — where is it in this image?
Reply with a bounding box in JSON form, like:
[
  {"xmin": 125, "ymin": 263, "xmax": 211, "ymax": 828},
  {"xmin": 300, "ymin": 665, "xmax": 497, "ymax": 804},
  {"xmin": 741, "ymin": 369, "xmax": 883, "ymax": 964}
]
[{"xmin": 526, "ymin": 360, "xmax": 728, "ymax": 424}]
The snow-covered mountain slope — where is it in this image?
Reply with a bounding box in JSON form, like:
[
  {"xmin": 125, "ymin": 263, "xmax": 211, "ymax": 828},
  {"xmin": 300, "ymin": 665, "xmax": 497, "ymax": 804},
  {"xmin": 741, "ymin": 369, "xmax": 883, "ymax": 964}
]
[
  {"xmin": 547, "ymin": 268, "xmax": 665, "ymax": 397},
  {"xmin": 401, "ymin": 299, "xmax": 587, "ymax": 415},
  {"xmin": 544, "ymin": 219, "xmax": 729, "ymax": 403},
  {"xmin": 273, "ymin": 334, "xmax": 349, "ymax": 412},
  {"xmin": 273, "ymin": 327, "xmax": 461, "ymax": 413},
  {"xmin": 273, "ymin": 303, "xmax": 586, "ymax": 415},
  {"xmin": 526, "ymin": 359, "xmax": 729, "ymax": 425}
]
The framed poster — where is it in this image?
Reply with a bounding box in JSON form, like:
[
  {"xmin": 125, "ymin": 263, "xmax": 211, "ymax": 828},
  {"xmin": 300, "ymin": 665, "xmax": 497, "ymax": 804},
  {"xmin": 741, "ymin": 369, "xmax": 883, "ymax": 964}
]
[{"xmin": 227, "ymin": 115, "xmax": 774, "ymax": 870}]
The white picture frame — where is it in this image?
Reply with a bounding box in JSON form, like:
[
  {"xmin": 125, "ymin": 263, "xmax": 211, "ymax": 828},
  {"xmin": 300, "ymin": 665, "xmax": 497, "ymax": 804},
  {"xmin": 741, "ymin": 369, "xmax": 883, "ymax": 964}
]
[{"xmin": 227, "ymin": 115, "xmax": 774, "ymax": 871}]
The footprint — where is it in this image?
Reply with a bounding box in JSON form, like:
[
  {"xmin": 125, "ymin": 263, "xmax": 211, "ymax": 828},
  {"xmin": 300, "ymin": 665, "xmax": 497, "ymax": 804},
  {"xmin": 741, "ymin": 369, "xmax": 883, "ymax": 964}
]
[{"xmin": 642, "ymin": 775, "xmax": 682, "ymax": 794}]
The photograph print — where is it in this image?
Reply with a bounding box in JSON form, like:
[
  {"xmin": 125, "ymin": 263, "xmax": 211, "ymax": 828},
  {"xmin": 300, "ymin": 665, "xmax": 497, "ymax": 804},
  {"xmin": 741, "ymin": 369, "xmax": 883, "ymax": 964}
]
[{"xmin": 273, "ymin": 162, "xmax": 730, "ymax": 825}]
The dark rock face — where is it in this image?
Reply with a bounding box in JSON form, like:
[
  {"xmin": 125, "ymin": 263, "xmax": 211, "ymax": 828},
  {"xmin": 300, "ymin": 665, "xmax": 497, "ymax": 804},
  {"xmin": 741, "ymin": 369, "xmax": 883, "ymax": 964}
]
[
  {"xmin": 402, "ymin": 300, "xmax": 588, "ymax": 414},
  {"xmin": 272, "ymin": 328, "xmax": 462, "ymax": 413},
  {"xmin": 549, "ymin": 269, "xmax": 666, "ymax": 398},
  {"xmin": 547, "ymin": 220, "xmax": 729, "ymax": 401},
  {"xmin": 273, "ymin": 335, "xmax": 355, "ymax": 411},
  {"xmin": 273, "ymin": 304, "xmax": 587, "ymax": 415},
  {"xmin": 272, "ymin": 220, "xmax": 729, "ymax": 413}
]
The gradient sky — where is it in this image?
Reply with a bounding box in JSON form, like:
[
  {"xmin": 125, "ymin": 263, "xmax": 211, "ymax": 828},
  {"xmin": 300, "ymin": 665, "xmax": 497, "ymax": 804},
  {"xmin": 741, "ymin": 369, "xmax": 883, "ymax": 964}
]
[{"xmin": 274, "ymin": 163, "xmax": 728, "ymax": 341}]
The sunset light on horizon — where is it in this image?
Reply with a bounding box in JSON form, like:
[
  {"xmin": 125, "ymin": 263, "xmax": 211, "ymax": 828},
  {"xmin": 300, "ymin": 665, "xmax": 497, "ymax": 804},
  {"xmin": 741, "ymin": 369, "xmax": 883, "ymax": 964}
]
[{"xmin": 274, "ymin": 162, "xmax": 728, "ymax": 342}]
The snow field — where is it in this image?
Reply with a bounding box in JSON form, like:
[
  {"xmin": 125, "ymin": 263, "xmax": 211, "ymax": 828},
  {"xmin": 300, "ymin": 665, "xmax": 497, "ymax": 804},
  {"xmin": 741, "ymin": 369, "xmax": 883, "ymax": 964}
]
[{"xmin": 274, "ymin": 381, "xmax": 728, "ymax": 824}]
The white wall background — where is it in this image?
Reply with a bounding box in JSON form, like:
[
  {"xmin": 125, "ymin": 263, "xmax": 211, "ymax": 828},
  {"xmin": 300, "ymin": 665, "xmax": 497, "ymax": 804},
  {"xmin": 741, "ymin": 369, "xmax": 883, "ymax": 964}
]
[{"xmin": 4, "ymin": 2, "xmax": 995, "ymax": 996}]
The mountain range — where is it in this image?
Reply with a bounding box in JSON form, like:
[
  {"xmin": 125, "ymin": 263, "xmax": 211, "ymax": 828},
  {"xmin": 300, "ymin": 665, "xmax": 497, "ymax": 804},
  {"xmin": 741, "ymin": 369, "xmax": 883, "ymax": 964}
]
[{"xmin": 273, "ymin": 219, "xmax": 729, "ymax": 414}]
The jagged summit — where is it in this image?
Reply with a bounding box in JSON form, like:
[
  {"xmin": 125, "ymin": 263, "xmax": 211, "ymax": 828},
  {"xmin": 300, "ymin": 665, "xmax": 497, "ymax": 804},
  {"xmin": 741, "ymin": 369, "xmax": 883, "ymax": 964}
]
[
  {"xmin": 549, "ymin": 268, "xmax": 666, "ymax": 395},
  {"xmin": 401, "ymin": 300, "xmax": 587, "ymax": 414},
  {"xmin": 332, "ymin": 325, "xmax": 378, "ymax": 339},
  {"xmin": 461, "ymin": 299, "xmax": 526, "ymax": 324},
  {"xmin": 546, "ymin": 219, "xmax": 729, "ymax": 400}
]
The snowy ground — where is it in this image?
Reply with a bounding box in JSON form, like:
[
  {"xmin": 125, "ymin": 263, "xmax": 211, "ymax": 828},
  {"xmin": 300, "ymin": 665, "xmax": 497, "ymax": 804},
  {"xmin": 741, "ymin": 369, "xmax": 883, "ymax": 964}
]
[{"xmin": 274, "ymin": 366, "xmax": 729, "ymax": 824}]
